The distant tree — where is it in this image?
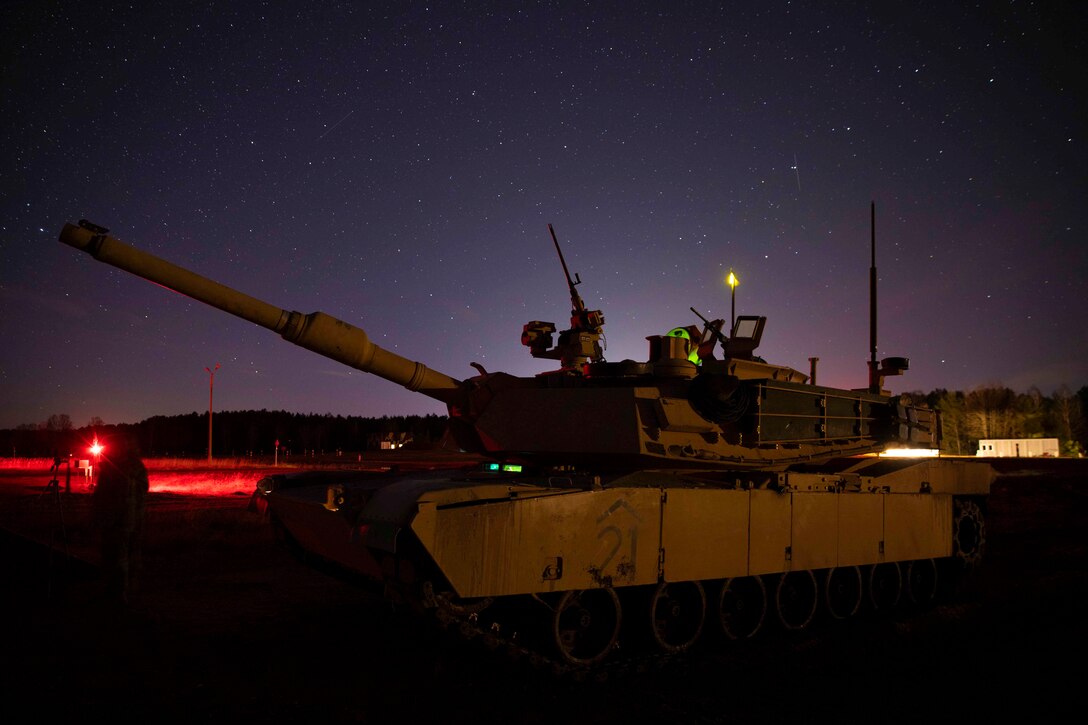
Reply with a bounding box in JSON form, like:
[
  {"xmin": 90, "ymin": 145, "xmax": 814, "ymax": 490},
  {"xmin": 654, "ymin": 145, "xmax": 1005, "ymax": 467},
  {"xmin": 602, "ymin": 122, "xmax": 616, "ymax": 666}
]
[
  {"xmin": 1075, "ymin": 386, "xmax": 1088, "ymax": 451},
  {"xmin": 965, "ymin": 385, "xmax": 1022, "ymax": 441},
  {"xmin": 934, "ymin": 390, "xmax": 968, "ymax": 455},
  {"xmin": 1017, "ymin": 387, "xmax": 1047, "ymax": 437},
  {"xmin": 88, "ymin": 416, "xmax": 105, "ymax": 428},
  {"xmin": 46, "ymin": 414, "xmax": 73, "ymax": 432},
  {"xmin": 1051, "ymin": 385, "xmax": 1083, "ymax": 451}
]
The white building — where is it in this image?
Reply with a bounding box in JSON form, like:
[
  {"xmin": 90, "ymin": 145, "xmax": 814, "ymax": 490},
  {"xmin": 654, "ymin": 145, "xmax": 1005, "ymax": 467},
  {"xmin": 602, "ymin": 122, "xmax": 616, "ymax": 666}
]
[{"xmin": 976, "ymin": 438, "xmax": 1059, "ymax": 458}]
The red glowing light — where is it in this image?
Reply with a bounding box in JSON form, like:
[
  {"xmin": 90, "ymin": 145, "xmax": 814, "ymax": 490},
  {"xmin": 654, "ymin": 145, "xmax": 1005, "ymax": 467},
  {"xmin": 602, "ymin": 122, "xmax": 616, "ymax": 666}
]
[{"xmin": 90, "ymin": 438, "xmax": 103, "ymax": 456}]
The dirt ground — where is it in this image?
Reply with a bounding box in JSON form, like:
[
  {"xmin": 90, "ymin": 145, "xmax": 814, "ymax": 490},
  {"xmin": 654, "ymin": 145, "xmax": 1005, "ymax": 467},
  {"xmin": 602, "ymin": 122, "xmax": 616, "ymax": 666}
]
[{"xmin": 1, "ymin": 458, "xmax": 1085, "ymax": 724}]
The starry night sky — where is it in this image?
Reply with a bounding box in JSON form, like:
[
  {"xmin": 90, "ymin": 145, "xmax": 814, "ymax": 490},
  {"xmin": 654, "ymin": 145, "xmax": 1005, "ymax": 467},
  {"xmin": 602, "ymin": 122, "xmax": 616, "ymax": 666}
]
[{"xmin": 2, "ymin": 1, "xmax": 1085, "ymax": 430}]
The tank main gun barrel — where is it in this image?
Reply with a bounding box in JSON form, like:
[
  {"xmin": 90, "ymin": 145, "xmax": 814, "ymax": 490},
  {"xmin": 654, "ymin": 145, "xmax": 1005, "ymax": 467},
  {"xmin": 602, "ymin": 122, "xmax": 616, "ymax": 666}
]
[{"xmin": 59, "ymin": 222, "xmax": 463, "ymax": 403}]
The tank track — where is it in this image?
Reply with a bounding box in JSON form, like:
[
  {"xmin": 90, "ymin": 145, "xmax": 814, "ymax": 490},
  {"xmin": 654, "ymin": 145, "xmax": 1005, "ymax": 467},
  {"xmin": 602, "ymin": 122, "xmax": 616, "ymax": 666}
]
[
  {"xmin": 414, "ymin": 582, "xmax": 682, "ymax": 682},
  {"xmin": 403, "ymin": 551, "xmax": 984, "ymax": 681}
]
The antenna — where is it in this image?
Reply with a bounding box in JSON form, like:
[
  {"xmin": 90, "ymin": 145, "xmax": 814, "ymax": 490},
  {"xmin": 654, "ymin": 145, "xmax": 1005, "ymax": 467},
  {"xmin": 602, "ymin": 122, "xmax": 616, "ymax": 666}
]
[
  {"xmin": 864, "ymin": 203, "xmax": 910, "ymax": 393},
  {"xmin": 868, "ymin": 202, "xmax": 879, "ymax": 393}
]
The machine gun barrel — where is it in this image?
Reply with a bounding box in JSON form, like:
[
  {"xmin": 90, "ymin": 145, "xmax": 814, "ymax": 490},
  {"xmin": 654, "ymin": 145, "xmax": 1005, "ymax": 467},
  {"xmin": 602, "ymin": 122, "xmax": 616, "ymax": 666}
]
[
  {"xmin": 59, "ymin": 222, "xmax": 463, "ymax": 403},
  {"xmin": 548, "ymin": 223, "xmax": 586, "ymax": 314},
  {"xmin": 690, "ymin": 306, "xmax": 728, "ymax": 345}
]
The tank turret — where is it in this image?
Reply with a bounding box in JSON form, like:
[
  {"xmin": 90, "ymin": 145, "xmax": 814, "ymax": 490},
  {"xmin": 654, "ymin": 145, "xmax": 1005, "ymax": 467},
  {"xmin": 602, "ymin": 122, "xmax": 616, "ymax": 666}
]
[{"xmin": 60, "ymin": 219, "xmax": 935, "ymax": 472}]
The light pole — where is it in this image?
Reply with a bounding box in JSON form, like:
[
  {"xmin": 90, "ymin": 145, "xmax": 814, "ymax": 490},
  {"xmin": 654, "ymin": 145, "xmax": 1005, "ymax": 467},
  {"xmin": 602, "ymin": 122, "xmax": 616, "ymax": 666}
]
[
  {"xmin": 726, "ymin": 269, "xmax": 739, "ymax": 331},
  {"xmin": 205, "ymin": 363, "xmax": 220, "ymax": 462}
]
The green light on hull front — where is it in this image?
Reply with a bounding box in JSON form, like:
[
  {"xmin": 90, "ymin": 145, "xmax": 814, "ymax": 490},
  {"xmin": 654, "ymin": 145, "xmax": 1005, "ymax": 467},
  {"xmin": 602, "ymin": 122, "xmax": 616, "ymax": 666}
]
[{"xmin": 486, "ymin": 462, "xmax": 523, "ymax": 473}]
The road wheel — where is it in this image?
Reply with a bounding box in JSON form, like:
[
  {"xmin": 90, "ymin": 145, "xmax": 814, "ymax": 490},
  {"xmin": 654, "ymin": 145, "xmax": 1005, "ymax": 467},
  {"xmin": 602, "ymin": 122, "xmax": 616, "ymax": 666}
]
[
  {"xmin": 718, "ymin": 576, "xmax": 767, "ymax": 640},
  {"xmin": 775, "ymin": 570, "xmax": 818, "ymax": 631},
  {"xmin": 551, "ymin": 588, "xmax": 622, "ymax": 666},
  {"xmin": 649, "ymin": 581, "xmax": 706, "ymax": 653},
  {"xmin": 906, "ymin": 558, "xmax": 939, "ymax": 606},
  {"xmin": 868, "ymin": 562, "xmax": 902, "ymax": 611},
  {"xmin": 825, "ymin": 566, "xmax": 863, "ymax": 620}
]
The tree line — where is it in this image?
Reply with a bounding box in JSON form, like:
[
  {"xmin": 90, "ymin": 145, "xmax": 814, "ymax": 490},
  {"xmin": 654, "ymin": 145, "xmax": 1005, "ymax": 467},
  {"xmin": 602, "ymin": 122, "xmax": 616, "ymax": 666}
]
[
  {"xmin": 3, "ymin": 383, "xmax": 1086, "ymax": 459},
  {"xmin": 916, "ymin": 385, "xmax": 1086, "ymax": 457},
  {"xmin": 1, "ymin": 410, "xmax": 449, "ymax": 459}
]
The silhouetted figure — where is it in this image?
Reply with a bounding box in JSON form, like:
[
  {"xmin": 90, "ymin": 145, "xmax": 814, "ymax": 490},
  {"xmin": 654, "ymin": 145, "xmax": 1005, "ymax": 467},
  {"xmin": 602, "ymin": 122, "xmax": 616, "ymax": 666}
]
[{"xmin": 93, "ymin": 435, "xmax": 148, "ymax": 607}]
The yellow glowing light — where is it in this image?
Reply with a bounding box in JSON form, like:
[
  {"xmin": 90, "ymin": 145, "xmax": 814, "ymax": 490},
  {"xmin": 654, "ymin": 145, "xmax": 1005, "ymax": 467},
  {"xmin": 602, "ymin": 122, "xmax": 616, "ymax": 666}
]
[
  {"xmin": 727, "ymin": 270, "xmax": 738, "ymax": 289},
  {"xmin": 879, "ymin": 448, "xmax": 939, "ymax": 458}
]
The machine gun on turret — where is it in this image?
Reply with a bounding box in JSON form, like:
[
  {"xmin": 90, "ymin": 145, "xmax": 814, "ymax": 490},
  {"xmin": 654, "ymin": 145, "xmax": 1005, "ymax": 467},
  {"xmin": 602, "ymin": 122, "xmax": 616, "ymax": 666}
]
[{"xmin": 520, "ymin": 224, "xmax": 605, "ymax": 372}]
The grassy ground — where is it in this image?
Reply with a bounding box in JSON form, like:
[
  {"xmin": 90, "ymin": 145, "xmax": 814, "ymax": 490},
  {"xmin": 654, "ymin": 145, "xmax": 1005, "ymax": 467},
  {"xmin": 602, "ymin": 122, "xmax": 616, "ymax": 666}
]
[{"xmin": 0, "ymin": 456, "xmax": 1085, "ymax": 723}]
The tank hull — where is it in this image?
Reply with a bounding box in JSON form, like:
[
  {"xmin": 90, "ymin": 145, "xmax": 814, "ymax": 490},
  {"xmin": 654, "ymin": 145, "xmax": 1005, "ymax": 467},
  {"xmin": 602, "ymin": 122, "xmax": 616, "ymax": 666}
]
[{"xmin": 256, "ymin": 456, "xmax": 993, "ymax": 665}]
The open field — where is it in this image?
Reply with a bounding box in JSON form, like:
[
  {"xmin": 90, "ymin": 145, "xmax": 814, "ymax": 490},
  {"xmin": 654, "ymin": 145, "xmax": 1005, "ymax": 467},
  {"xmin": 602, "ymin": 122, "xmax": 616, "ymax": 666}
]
[{"xmin": 0, "ymin": 456, "xmax": 1085, "ymax": 723}]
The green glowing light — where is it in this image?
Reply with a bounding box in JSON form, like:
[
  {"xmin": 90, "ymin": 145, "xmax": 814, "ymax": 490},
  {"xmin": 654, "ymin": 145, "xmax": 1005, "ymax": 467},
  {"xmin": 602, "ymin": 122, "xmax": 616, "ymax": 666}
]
[{"xmin": 487, "ymin": 462, "xmax": 523, "ymax": 473}]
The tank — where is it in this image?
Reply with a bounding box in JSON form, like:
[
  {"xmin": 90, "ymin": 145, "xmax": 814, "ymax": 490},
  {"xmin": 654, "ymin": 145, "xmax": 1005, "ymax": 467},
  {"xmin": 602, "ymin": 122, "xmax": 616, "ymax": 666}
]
[{"xmin": 59, "ymin": 219, "xmax": 993, "ymax": 670}]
